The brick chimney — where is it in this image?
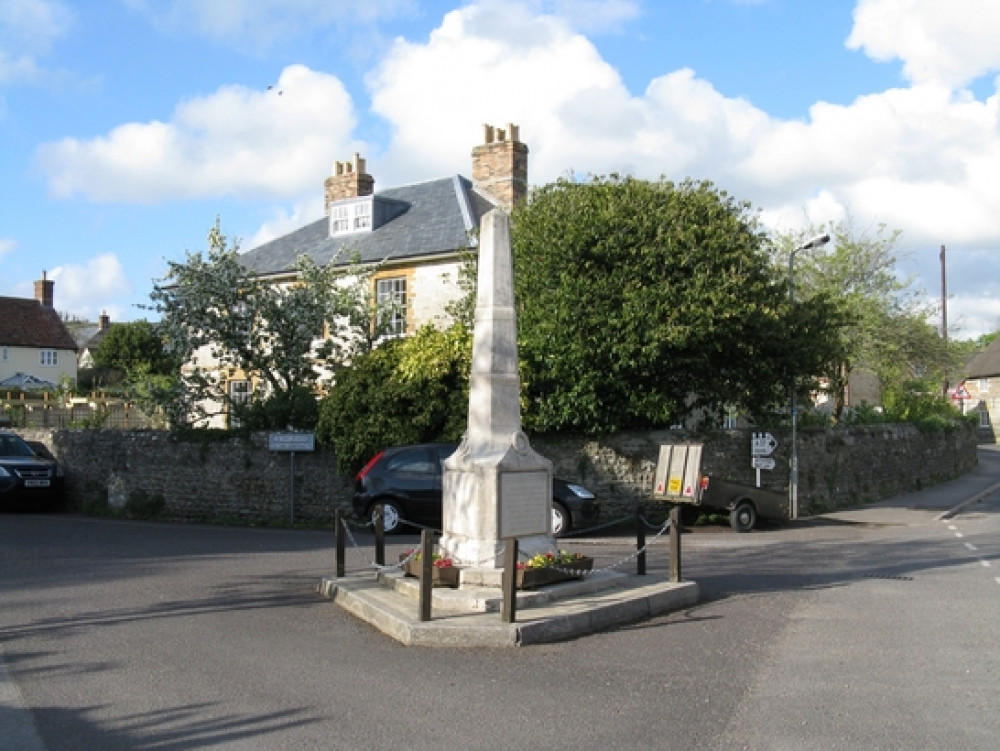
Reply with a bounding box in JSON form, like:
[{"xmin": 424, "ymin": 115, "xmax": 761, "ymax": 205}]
[
  {"xmin": 472, "ymin": 123, "xmax": 528, "ymax": 210},
  {"xmin": 34, "ymin": 271, "xmax": 54, "ymax": 308},
  {"xmin": 324, "ymin": 153, "xmax": 374, "ymax": 214},
  {"xmin": 99, "ymin": 311, "xmax": 111, "ymax": 333}
]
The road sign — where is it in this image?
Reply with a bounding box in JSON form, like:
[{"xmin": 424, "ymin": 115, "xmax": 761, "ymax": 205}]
[
  {"xmin": 268, "ymin": 432, "xmax": 315, "ymax": 452},
  {"xmin": 752, "ymin": 457, "xmax": 776, "ymax": 470},
  {"xmin": 751, "ymin": 432, "xmax": 778, "ymax": 456}
]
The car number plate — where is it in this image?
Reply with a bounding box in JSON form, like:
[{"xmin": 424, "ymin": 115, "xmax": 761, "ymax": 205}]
[{"xmin": 24, "ymin": 479, "xmax": 50, "ymax": 488}]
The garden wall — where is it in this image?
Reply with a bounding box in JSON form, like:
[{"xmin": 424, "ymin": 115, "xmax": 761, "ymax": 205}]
[{"xmin": 20, "ymin": 422, "xmax": 979, "ymax": 525}]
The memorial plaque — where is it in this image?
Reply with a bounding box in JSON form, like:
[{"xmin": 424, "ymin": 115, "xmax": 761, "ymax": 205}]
[{"xmin": 499, "ymin": 471, "xmax": 549, "ymax": 538}]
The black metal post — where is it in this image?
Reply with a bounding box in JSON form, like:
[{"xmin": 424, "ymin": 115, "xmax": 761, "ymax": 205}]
[
  {"xmin": 419, "ymin": 528, "xmax": 433, "ymax": 622},
  {"xmin": 501, "ymin": 538, "xmax": 519, "ymax": 624},
  {"xmin": 636, "ymin": 506, "xmax": 647, "ymax": 575},
  {"xmin": 374, "ymin": 506, "xmax": 385, "ymax": 566},
  {"xmin": 669, "ymin": 504, "xmax": 681, "ymax": 582},
  {"xmin": 335, "ymin": 508, "xmax": 345, "ymax": 578}
]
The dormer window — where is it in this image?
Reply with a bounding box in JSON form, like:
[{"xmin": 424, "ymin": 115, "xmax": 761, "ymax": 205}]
[
  {"xmin": 327, "ymin": 194, "xmax": 408, "ymax": 238},
  {"xmin": 330, "ymin": 196, "xmax": 374, "ymax": 237}
]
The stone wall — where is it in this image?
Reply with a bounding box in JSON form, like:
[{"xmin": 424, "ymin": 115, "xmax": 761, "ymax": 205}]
[
  {"xmin": 534, "ymin": 423, "xmax": 979, "ymax": 515},
  {"xmin": 19, "ymin": 422, "xmax": 979, "ymax": 525},
  {"xmin": 22, "ymin": 430, "xmax": 350, "ymax": 524}
]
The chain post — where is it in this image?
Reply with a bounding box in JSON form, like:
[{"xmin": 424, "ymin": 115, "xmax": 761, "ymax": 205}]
[
  {"xmin": 636, "ymin": 506, "xmax": 646, "ymax": 576},
  {"xmin": 419, "ymin": 528, "xmax": 433, "ymax": 622},
  {"xmin": 374, "ymin": 506, "xmax": 385, "ymax": 566},
  {"xmin": 501, "ymin": 538, "xmax": 519, "ymax": 623},
  {"xmin": 335, "ymin": 508, "xmax": 345, "ymax": 578},
  {"xmin": 669, "ymin": 504, "xmax": 681, "ymax": 582}
]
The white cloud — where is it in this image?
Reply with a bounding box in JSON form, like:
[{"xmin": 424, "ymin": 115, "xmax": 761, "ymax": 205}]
[
  {"xmin": 36, "ymin": 65, "xmax": 363, "ymax": 203},
  {"xmin": 947, "ymin": 292, "xmax": 1000, "ymax": 341},
  {"xmin": 529, "ymin": 0, "xmax": 639, "ymax": 34},
  {"xmin": 247, "ymin": 197, "xmax": 325, "ymax": 249},
  {"xmin": 847, "ymin": 0, "xmax": 1000, "ymax": 88},
  {"xmin": 368, "ymin": 2, "xmax": 647, "ymax": 186},
  {"xmin": 49, "ymin": 253, "xmax": 131, "ymax": 320}
]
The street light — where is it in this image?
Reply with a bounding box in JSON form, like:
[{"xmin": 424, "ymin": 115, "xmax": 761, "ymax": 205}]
[{"xmin": 789, "ymin": 233, "xmax": 830, "ymax": 520}]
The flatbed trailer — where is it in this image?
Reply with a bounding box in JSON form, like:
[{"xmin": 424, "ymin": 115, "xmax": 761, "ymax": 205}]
[{"xmin": 686, "ymin": 476, "xmax": 790, "ymax": 532}]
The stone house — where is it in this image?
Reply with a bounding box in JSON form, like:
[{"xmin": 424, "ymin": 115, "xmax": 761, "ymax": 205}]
[
  {"xmin": 198, "ymin": 123, "xmax": 528, "ymax": 427},
  {"xmin": 0, "ymin": 273, "xmax": 78, "ymax": 390},
  {"xmin": 961, "ymin": 337, "xmax": 1000, "ymax": 442}
]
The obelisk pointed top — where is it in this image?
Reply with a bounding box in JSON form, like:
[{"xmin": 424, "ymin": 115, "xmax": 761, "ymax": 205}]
[{"xmin": 467, "ymin": 209, "xmax": 521, "ymax": 448}]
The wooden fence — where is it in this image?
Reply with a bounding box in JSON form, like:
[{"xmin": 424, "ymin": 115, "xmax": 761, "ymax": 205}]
[{"xmin": 0, "ymin": 392, "xmax": 153, "ymax": 429}]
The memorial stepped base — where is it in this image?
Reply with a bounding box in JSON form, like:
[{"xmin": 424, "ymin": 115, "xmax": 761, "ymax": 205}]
[{"xmin": 318, "ymin": 569, "xmax": 700, "ymax": 647}]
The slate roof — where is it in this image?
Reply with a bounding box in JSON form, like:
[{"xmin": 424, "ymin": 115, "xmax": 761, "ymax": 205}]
[
  {"xmin": 239, "ymin": 175, "xmax": 495, "ymax": 277},
  {"xmin": 966, "ymin": 336, "xmax": 1000, "ymax": 379},
  {"xmin": 0, "ymin": 297, "xmax": 78, "ymax": 351}
]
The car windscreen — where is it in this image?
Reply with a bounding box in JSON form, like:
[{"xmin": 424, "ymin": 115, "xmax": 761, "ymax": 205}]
[{"xmin": 0, "ymin": 435, "xmax": 37, "ymax": 458}]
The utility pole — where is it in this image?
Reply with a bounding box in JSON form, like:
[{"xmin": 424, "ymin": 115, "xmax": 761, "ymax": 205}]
[{"xmin": 941, "ymin": 244, "xmax": 948, "ymax": 396}]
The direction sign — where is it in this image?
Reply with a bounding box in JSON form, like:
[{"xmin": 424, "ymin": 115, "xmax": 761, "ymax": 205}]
[
  {"xmin": 268, "ymin": 431, "xmax": 315, "ymax": 452},
  {"xmin": 752, "ymin": 457, "xmax": 776, "ymax": 470},
  {"xmin": 751, "ymin": 432, "xmax": 778, "ymax": 456}
]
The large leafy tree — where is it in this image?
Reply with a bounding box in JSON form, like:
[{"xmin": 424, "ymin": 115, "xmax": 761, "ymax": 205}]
[
  {"xmin": 147, "ymin": 221, "xmax": 381, "ymax": 430},
  {"xmin": 511, "ymin": 175, "xmax": 843, "ymax": 433}
]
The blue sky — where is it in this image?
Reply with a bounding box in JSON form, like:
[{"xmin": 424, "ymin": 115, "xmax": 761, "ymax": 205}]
[{"xmin": 3, "ymin": 0, "xmax": 1000, "ymax": 338}]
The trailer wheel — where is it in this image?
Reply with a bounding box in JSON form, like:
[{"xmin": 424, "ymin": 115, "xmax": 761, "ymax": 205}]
[
  {"xmin": 678, "ymin": 505, "xmax": 700, "ymax": 527},
  {"xmin": 730, "ymin": 501, "xmax": 756, "ymax": 532}
]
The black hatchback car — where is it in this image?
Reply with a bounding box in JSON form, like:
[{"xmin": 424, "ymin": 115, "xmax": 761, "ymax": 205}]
[
  {"xmin": 352, "ymin": 443, "xmax": 600, "ymax": 536},
  {"xmin": 0, "ymin": 431, "xmax": 63, "ymax": 511}
]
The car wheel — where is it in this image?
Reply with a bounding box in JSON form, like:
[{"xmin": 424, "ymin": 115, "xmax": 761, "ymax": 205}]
[
  {"xmin": 551, "ymin": 502, "xmax": 570, "ymax": 537},
  {"xmin": 371, "ymin": 501, "xmax": 403, "ymax": 534},
  {"xmin": 730, "ymin": 501, "xmax": 756, "ymax": 533}
]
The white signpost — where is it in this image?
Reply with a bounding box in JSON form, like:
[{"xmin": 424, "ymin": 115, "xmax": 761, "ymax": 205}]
[{"xmin": 750, "ymin": 432, "xmax": 778, "ymax": 487}]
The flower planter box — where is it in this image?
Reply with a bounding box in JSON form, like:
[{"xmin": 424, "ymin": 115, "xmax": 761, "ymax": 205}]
[
  {"xmin": 399, "ymin": 555, "xmax": 461, "ymax": 588},
  {"xmin": 517, "ymin": 557, "xmax": 593, "ymax": 590}
]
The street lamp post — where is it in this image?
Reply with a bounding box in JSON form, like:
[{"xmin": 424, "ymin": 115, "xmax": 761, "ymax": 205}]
[{"xmin": 789, "ymin": 233, "xmax": 830, "ymax": 520}]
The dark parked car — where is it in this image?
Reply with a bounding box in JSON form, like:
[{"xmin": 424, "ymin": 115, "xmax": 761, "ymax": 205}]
[
  {"xmin": 0, "ymin": 431, "xmax": 64, "ymax": 511},
  {"xmin": 352, "ymin": 443, "xmax": 600, "ymax": 536}
]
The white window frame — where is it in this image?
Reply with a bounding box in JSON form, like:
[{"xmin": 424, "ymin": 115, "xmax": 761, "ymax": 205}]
[
  {"xmin": 376, "ymin": 276, "xmax": 407, "ymax": 338},
  {"xmin": 353, "ymin": 201, "xmax": 371, "ymax": 230},
  {"xmin": 1, "ymin": 346, "xmax": 7, "ymax": 361},
  {"xmin": 330, "ymin": 205, "xmax": 349, "ymax": 233},
  {"xmin": 979, "ymin": 378, "xmax": 990, "ymax": 393},
  {"xmin": 39, "ymin": 349, "xmax": 58, "ymax": 367}
]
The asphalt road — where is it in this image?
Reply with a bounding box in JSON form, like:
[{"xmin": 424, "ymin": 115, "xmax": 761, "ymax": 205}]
[{"xmin": 2, "ymin": 448, "xmax": 998, "ymax": 750}]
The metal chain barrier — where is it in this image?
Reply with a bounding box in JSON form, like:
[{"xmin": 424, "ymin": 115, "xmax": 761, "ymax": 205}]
[
  {"xmin": 340, "ymin": 516, "xmax": 414, "ymax": 573},
  {"xmin": 339, "ymin": 510, "xmax": 672, "ymax": 577},
  {"xmin": 518, "ymin": 517, "xmax": 672, "ymax": 577},
  {"xmin": 339, "ymin": 515, "xmax": 508, "ymax": 572}
]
